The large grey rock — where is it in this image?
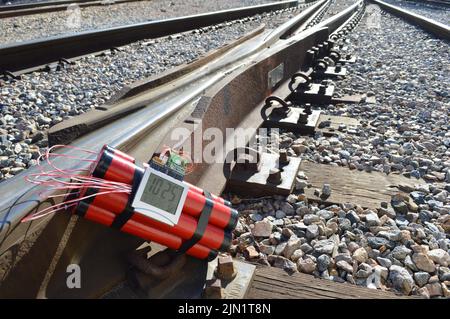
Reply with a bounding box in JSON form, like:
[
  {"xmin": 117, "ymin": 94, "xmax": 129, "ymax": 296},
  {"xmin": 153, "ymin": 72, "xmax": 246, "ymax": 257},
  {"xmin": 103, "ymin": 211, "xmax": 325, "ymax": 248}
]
[
  {"xmin": 367, "ymin": 237, "xmax": 389, "ymax": 249},
  {"xmin": 413, "ymin": 272, "xmax": 430, "ymax": 287},
  {"xmin": 376, "ymin": 257, "xmax": 392, "ymax": 268},
  {"xmin": 317, "ymin": 209, "xmax": 334, "ymax": 220},
  {"xmin": 365, "ymin": 211, "xmax": 380, "ymax": 226},
  {"xmin": 275, "ymin": 210, "xmax": 286, "ymax": 219},
  {"xmin": 427, "ymin": 249, "xmax": 449, "ymax": 267},
  {"xmin": 280, "ymin": 202, "xmax": 295, "ymax": 216},
  {"xmin": 404, "ymin": 255, "xmax": 418, "ymax": 272},
  {"xmin": 346, "ymin": 210, "xmax": 360, "ymax": 224},
  {"xmin": 389, "ymin": 265, "xmax": 414, "ymax": 295},
  {"xmin": 268, "ymin": 255, "xmax": 298, "ymax": 274},
  {"xmin": 259, "ymin": 244, "xmax": 275, "ymax": 256},
  {"xmin": 275, "ymin": 242, "xmax": 287, "ymax": 256},
  {"xmin": 306, "ymin": 224, "xmax": 319, "ymax": 239},
  {"xmin": 434, "ymin": 191, "xmax": 448, "ymax": 203},
  {"xmin": 303, "ymin": 214, "xmax": 320, "ymax": 225},
  {"xmin": 438, "ymin": 267, "xmax": 450, "ymax": 281},
  {"xmin": 390, "ymin": 245, "xmax": 412, "ymax": 260},
  {"xmin": 317, "ymin": 254, "xmax": 331, "ymax": 272},
  {"xmin": 322, "ymin": 184, "xmax": 332, "ymax": 197},
  {"xmin": 377, "ymin": 230, "xmax": 402, "ymax": 242},
  {"xmin": 300, "ymin": 243, "xmax": 313, "ymax": 254},
  {"xmin": 313, "ymin": 239, "xmax": 336, "ymax": 255},
  {"xmin": 250, "ymin": 213, "xmax": 263, "ymax": 222}
]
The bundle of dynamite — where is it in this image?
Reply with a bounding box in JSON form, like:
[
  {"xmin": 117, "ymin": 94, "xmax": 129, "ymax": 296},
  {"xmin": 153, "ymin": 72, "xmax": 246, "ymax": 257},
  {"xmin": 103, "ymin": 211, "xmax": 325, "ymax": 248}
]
[{"xmin": 23, "ymin": 145, "xmax": 238, "ymax": 261}]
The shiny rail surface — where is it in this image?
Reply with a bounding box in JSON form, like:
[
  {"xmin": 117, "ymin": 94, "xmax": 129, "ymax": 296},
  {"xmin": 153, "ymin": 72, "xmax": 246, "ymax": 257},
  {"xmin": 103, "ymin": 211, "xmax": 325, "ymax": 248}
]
[
  {"xmin": 371, "ymin": 0, "xmax": 450, "ymax": 40},
  {"xmin": 406, "ymin": 0, "xmax": 450, "ymax": 8},
  {"xmin": 0, "ymin": 0, "xmax": 146, "ymax": 18}
]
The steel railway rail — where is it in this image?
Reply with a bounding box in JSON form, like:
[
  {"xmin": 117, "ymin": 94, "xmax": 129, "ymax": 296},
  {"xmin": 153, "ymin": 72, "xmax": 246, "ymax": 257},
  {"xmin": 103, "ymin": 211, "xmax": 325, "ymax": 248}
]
[
  {"xmin": 0, "ymin": 0, "xmax": 365, "ymax": 298},
  {"xmin": 406, "ymin": 0, "xmax": 450, "ymax": 8},
  {"xmin": 0, "ymin": 0, "xmax": 146, "ymax": 18},
  {"xmin": 370, "ymin": 0, "xmax": 450, "ymax": 40},
  {"xmin": 0, "ymin": 0, "xmax": 303, "ymax": 75}
]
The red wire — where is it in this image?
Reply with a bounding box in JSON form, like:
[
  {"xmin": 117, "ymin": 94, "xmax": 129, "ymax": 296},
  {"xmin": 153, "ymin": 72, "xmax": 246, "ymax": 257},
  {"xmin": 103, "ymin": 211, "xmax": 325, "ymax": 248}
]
[{"xmin": 21, "ymin": 145, "xmax": 131, "ymax": 223}]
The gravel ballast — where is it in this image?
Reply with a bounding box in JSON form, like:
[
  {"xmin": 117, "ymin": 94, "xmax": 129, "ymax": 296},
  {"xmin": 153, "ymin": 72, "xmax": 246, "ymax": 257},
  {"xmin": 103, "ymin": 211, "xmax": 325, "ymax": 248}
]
[
  {"xmin": 229, "ymin": 3, "xmax": 450, "ymax": 298},
  {"xmin": 321, "ymin": 0, "xmax": 357, "ymax": 20},
  {"xmin": 1, "ymin": 0, "xmax": 283, "ymax": 44}
]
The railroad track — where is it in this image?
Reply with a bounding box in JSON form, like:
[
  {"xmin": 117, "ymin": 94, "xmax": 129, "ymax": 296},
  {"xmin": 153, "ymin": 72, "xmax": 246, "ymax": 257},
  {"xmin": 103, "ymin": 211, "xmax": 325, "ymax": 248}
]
[
  {"xmin": 0, "ymin": 0, "xmax": 146, "ymax": 18},
  {"xmin": 0, "ymin": 1, "xmax": 362, "ymax": 293},
  {"xmin": 0, "ymin": 0, "xmax": 448, "ymax": 299},
  {"xmin": 0, "ymin": 0, "xmax": 303, "ymax": 75},
  {"xmin": 406, "ymin": 0, "xmax": 450, "ymax": 8},
  {"xmin": 370, "ymin": 0, "xmax": 450, "ymax": 39}
]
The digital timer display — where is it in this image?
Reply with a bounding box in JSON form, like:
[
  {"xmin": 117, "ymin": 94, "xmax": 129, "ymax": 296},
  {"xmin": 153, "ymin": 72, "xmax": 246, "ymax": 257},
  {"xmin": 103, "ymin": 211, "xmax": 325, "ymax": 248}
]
[
  {"xmin": 132, "ymin": 167, "xmax": 189, "ymax": 226},
  {"xmin": 140, "ymin": 173, "xmax": 185, "ymax": 215}
]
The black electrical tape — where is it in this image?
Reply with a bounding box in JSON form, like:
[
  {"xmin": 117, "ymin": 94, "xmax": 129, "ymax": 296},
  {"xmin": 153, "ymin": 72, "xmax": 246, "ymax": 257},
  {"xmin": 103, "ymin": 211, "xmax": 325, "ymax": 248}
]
[
  {"xmin": 75, "ymin": 201, "xmax": 90, "ymax": 218},
  {"xmin": 65, "ymin": 187, "xmax": 81, "ymax": 203},
  {"xmin": 219, "ymin": 231, "xmax": 232, "ymax": 252},
  {"xmin": 207, "ymin": 250, "xmax": 218, "ymax": 262},
  {"xmin": 222, "ymin": 199, "xmax": 232, "ymax": 208},
  {"xmin": 76, "ymin": 187, "xmax": 101, "ymax": 217},
  {"xmin": 129, "ymin": 163, "xmax": 144, "ymax": 202},
  {"xmin": 203, "ymin": 190, "xmax": 212, "ymax": 201},
  {"xmin": 226, "ymin": 208, "xmax": 239, "ymax": 232},
  {"xmin": 110, "ymin": 205, "xmax": 134, "ymax": 230},
  {"xmin": 65, "ymin": 187, "xmax": 83, "ymax": 215},
  {"xmin": 177, "ymin": 192, "xmax": 214, "ymax": 254},
  {"xmin": 110, "ymin": 163, "xmax": 144, "ymax": 230},
  {"xmin": 203, "ymin": 189, "xmax": 231, "ymax": 208},
  {"xmin": 82, "ymin": 187, "xmax": 99, "ymax": 205},
  {"xmin": 93, "ymin": 150, "xmax": 113, "ymax": 179}
]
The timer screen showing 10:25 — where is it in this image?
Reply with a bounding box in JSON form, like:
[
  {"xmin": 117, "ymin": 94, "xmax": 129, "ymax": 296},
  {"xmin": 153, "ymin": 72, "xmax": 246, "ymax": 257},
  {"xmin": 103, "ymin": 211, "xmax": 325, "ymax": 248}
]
[{"xmin": 140, "ymin": 173, "xmax": 185, "ymax": 215}]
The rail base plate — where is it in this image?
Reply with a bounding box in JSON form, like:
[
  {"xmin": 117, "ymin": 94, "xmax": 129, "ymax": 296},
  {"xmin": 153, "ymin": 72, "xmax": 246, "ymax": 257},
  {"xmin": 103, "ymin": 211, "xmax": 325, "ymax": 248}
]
[
  {"xmin": 225, "ymin": 152, "xmax": 301, "ymax": 197},
  {"xmin": 264, "ymin": 107, "xmax": 321, "ymax": 134},
  {"xmin": 289, "ymin": 84, "xmax": 334, "ymax": 105},
  {"xmin": 313, "ymin": 66, "xmax": 347, "ymax": 78}
]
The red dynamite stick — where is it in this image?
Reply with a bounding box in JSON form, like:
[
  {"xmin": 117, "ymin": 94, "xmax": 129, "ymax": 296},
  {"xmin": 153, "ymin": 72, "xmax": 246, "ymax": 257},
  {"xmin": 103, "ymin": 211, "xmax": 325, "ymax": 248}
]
[
  {"xmin": 183, "ymin": 190, "xmax": 235, "ymax": 230},
  {"xmin": 85, "ymin": 188, "xmax": 231, "ymax": 252},
  {"xmin": 99, "ymin": 145, "xmax": 232, "ymax": 207},
  {"xmin": 184, "ymin": 181, "xmax": 231, "ymax": 207},
  {"xmin": 92, "ymin": 149, "xmax": 238, "ymax": 231},
  {"xmin": 105, "ymin": 151, "xmax": 136, "ymax": 185},
  {"xmin": 76, "ymin": 202, "xmax": 216, "ymax": 260},
  {"xmin": 91, "ymin": 149, "xmax": 136, "ymax": 185},
  {"xmin": 103, "ymin": 145, "xmax": 135, "ymax": 163}
]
